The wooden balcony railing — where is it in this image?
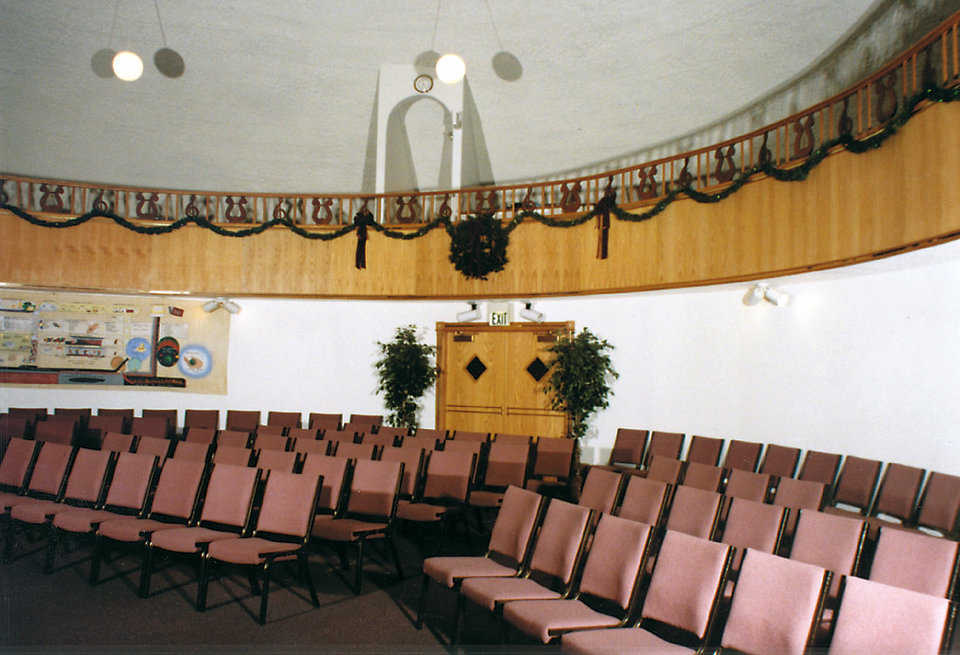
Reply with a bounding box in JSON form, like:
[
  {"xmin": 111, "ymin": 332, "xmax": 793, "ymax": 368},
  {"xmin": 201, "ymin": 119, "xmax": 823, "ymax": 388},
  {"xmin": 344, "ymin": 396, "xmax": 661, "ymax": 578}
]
[{"xmin": 1, "ymin": 10, "xmax": 959, "ymax": 232}]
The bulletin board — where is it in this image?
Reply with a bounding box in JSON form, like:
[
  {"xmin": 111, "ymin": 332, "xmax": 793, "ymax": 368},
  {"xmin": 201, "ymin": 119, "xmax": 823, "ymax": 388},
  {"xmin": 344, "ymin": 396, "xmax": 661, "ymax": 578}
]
[{"xmin": 0, "ymin": 290, "xmax": 229, "ymax": 394}]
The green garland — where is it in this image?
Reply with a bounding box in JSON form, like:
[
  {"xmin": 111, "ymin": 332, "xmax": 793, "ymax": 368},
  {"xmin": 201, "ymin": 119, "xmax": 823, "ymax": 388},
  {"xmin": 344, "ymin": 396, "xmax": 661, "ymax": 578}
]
[{"xmin": 3, "ymin": 83, "xmax": 959, "ymax": 280}]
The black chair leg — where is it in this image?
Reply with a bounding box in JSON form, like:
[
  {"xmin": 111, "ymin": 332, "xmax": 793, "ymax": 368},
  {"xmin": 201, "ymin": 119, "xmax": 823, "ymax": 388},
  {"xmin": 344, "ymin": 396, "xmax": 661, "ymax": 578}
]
[
  {"xmin": 453, "ymin": 590, "xmax": 466, "ymax": 645},
  {"xmin": 248, "ymin": 566, "xmax": 261, "ymax": 595},
  {"xmin": 259, "ymin": 562, "xmax": 271, "ymax": 625},
  {"xmin": 353, "ymin": 537, "xmax": 365, "ymax": 594},
  {"xmin": 299, "ymin": 553, "xmax": 318, "ymax": 607},
  {"xmin": 138, "ymin": 544, "xmax": 154, "ymax": 598},
  {"xmin": 196, "ymin": 553, "xmax": 209, "ymax": 611},
  {"xmin": 416, "ymin": 573, "xmax": 430, "ymax": 629},
  {"xmin": 89, "ymin": 534, "xmax": 103, "ymax": 584},
  {"xmin": 43, "ymin": 525, "xmax": 59, "ymax": 574},
  {"xmin": 387, "ymin": 533, "xmax": 403, "ymax": 581}
]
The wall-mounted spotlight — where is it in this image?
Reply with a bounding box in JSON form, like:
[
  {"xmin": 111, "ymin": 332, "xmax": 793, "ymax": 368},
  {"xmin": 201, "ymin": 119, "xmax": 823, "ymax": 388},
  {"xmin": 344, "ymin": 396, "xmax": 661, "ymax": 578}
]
[
  {"xmin": 742, "ymin": 283, "xmax": 790, "ymax": 306},
  {"xmin": 519, "ymin": 301, "xmax": 544, "ymax": 322},
  {"xmin": 456, "ymin": 301, "xmax": 480, "ymax": 322},
  {"xmin": 202, "ymin": 297, "xmax": 241, "ymax": 314}
]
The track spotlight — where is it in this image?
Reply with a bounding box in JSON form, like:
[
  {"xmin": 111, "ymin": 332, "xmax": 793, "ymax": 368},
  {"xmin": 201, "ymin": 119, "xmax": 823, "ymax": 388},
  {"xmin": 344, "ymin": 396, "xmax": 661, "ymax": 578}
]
[
  {"xmin": 742, "ymin": 284, "xmax": 766, "ymax": 306},
  {"xmin": 202, "ymin": 297, "xmax": 241, "ymax": 314},
  {"xmin": 456, "ymin": 301, "xmax": 480, "ymax": 322},
  {"xmin": 763, "ymin": 286, "xmax": 790, "ymax": 306},
  {"xmin": 519, "ymin": 301, "xmax": 544, "ymax": 323},
  {"xmin": 743, "ymin": 283, "xmax": 789, "ymax": 307}
]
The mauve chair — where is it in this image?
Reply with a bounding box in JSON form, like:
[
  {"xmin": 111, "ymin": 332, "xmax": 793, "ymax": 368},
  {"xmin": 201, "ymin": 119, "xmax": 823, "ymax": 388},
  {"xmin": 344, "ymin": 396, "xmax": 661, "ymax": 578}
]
[
  {"xmin": 913, "ymin": 471, "xmax": 960, "ymax": 537},
  {"xmin": 93, "ymin": 458, "xmax": 208, "ymax": 590},
  {"xmin": 375, "ymin": 426, "xmax": 410, "ymax": 442},
  {"xmin": 141, "ymin": 410, "xmax": 177, "ymax": 434},
  {"xmin": 300, "ymin": 455, "xmax": 352, "ymax": 518},
  {"xmin": 457, "ymin": 499, "xmax": 595, "ymax": 644},
  {"xmin": 47, "ymin": 452, "xmax": 159, "ymax": 574},
  {"xmin": 348, "ymin": 413, "xmax": 383, "ymax": 428},
  {"xmin": 1, "ymin": 442, "xmax": 75, "ymax": 532},
  {"xmin": 287, "ymin": 427, "xmax": 321, "ymax": 442},
  {"xmin": 685, "ymin": 435, "xmax": 724, "ymax": 466},
  {"xmin": 199, "ymin": 470, "xmax": 323, "ymax": 624},
  {"xmin": 216, "ymin": 429, "xmax": 251, "ymax": 449},
  {"xmin": 645, "ymin": 455, "xmax": 683, "ymax": 485},
  {"xmin": 665, "ymin": 485, "xmax": 724, "ymax": 540},
  {"xmin": 526, "ymin": 438, "xmax": 576, "ymax": 492},
  {"xmin": 396, "ymin": 451, "xmax": 477, "ymax": 554},
  {"xmin": 254, "ymin": 449, "xmax": 297, "ymax": 473},
  {"xmin": 212, "ymin": 445, "xmax": 253, "ymax": 467},
  {"xmin": 615, "ymin": 475, "xmax": 671, "ymax": 527},
  {"xmin": 722, "ymin": 439, "xmax": 763, "ymax": 473},
  {"xmin": 577, "ymin": 466, "xmax": 624, "ymax": 514},
  {"xmin": 469, "ymin": 441, "xmax": 531, "ymax": 509},
  {"xmin": 308, "ymin": 412, "xmax": 342, "ymax": 431},
  {"xmin": 829, "ymin": 576, "xmax": 954, "ymax": 655},
  {"xmin": 824, "ymin": 455, "xmax": 883, "ymax": 517},
  {"xmin": 605, "ymin": 428, "xmax": 649, "ymax": 469},
  {"xmin": 266, "ymin": 411, "xmax": 301, "ymax": 428},
  {"xmin": 412, "ymin": 428, "xmax": 447, "ymax": 443},
  {"xmin": 341, "ymin": 421, "xmax": 374, "ymax": 437},
  {"xmin": 255, "ymin": 424, "xmax": 287, "ymax": 438},
  {"xmin": 136, "ymin": 435, "xmax": 174, "ymax": 460},
  {"xmin": 364, "ymin": 432, "xmax": 401, "ymax": 449},
  {"xmin": 772, "ymin": 476, "xmax": 827, "ymax": 537},
  {"xmin": 0, "ymin": 438, "xmax": 42, "ymax": 510},
  {"xmin": 0, "ymin": 415, "xmax": 31, "ymax": 446},
  {"xmin": 682, "ymin": 461, "xmax": 725, "ymax": 492},
  {"xmin": 380, "ymin": 447, "xmax": 426, "ymax": 501},
  {"xmin": 184, "ymin": 409, "xmax": 219, "ymax": 430},
  {"xmin": 643, "ymin": 431, "xmax": 684, "ymax": 468},
  {"xmin": 98, "ymin": 408, "xmax": 134, "ymax": 420},
  {"xmin": 561, "ymin": 530, "xmax": 734, "ymax": 655},
  {"xmin": 723, "ymin": 468, "xmax": 772, "ymax": 503},
  {"xmin": 100, "ymin": 432, "xmax": 135, "ymax": 453},
  {"xmin": 494, "ymin": 433, "xmax": 533, "ymax": 446},
  {"xmin": 864, "ymin": 462, "xmax": 925, "ymax": 537},
  {"xmin": 718, "ymin": 497, "xmax": 788, "ymax": 571},
  {"xmin": 310, "ymin": 458, "xmax": 404, "ymax": 593},
  {"xmin": 789, "ymin": 509, "xmax": 867, "ymax": 606},
  {"xmin": 499, "ymin": 514, "xmax": 654, "ymax": 645},
  {"xmin": 34, "ymin": 419, "xmax": 77, "ymax": 446},
  {"xmin": 293, "ymin": 439, "xmax": 330, "ymax": 457},
  {"xmin": 130, "ymin": 416, "xmax": 169, "ymax": 440},
  {"xmin": 868, "ymin": 526, "xmax": 960, "ymax": 598},
  {"xmin": 332, "ymin": 441, "xmax": 379, "ymax": 460},
  {"xmin": 253, "ymin": 433, "xmax": 289, "ymax": 452},
  {"xmin": 719, "ymin": 549, "xmax": 830, "ymax": 655},
  {"xmin": 225, "ymin": 410, "xmax": 260, "ymax": 432},
  {"xmin": 451, "ymin": 430, "xmax": 489, "ymax": 443},
  {"xmin": 87, "ymin": 415, "xmax": 127, "ymax": 444},
  {"xmin": 141, "ymin": 463, "xmax": 261, "ymax": 601},
  {"xmin": 184, "ymin": 427, "xmax": 217, "ymax": 444},
  {"xmin": 759, "ymin": 443, "xmax": 801, "ymax": 478},
  {"xmin": 323, "ymin": 428, "xmax": 359, "ymax": 445},
  {"xmin": 798, "ymin": 450, "xmax": 843, "ymax": 487},
  {"xmin": 417, "ymin": 485, "xmax": 545, "ymax": 630}
]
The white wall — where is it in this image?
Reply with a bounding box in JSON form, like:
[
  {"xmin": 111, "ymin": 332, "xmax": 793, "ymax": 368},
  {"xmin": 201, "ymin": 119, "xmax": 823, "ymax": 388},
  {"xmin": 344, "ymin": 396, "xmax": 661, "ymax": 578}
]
[{"xmin": 4, "ymin": 240, "xmax": 960, "ymax": 475}]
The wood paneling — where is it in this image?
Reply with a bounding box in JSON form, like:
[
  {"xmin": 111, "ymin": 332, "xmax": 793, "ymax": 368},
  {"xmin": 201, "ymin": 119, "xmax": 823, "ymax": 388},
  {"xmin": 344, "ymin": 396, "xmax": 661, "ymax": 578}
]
[{"xmin": 2, "ymin": 102, "xmax": 959, "ymax": 298}]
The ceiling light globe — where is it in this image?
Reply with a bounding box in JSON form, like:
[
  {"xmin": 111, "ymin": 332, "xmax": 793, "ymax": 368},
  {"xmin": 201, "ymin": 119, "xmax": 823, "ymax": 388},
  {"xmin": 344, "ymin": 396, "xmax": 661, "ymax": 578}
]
[
  {"xmin": 436, "ymin": 53, "xmax": 465, "ymax": 84},
  {"xmin": 112, "ymin": 50, "xmax": 143, "ymax": 81}
]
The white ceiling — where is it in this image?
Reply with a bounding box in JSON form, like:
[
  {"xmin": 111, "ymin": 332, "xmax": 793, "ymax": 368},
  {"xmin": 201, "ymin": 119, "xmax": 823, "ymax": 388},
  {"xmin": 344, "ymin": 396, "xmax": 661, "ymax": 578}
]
[{"xmin": 0, "ymin": 0, "xmax": 919, "ymax": 193}]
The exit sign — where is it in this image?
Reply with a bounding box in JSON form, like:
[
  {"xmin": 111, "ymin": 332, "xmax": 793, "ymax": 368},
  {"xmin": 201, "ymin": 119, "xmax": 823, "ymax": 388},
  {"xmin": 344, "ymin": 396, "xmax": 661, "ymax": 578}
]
[{"xmin": 488, "ymin": 301, "xmax": 513, "ymax": 326}]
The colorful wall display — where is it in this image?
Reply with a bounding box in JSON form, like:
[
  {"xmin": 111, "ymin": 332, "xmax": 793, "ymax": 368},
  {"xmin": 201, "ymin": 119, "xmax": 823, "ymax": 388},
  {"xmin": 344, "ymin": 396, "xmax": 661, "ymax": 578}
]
[{"xmin": 0, "ymin": 290, "xmax": 229, "ymax": 394}]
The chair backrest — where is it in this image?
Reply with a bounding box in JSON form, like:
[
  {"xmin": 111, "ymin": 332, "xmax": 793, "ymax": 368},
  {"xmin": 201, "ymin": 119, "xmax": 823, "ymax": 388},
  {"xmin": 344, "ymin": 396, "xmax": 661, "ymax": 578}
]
[
  {"xmin": 308, "ymin": 413, "xmax": 342, "ymax": 431},
  {"xmin": 333, "ymin": 441, "xmax": 378, "ymax": 460},
  {"xmin": 323, "ymin": 429, "xmax": 358, "ymax": 444},
  {"xmin": 759, "ymin": 443, "xmax": 800, "ymax": 478},
  {"xmin": 482, "ymin": 442, "xmax": 530, "ymax": 488},
  {"xmin": 421, "ymin": 450, "xmax": 476, "ymax": 503},
  {"xmin": 686, "ymin": 435, "xmax": 724, "ymax": 466},
  {"xmin": 578, "ymin": 467, "xmax": 623, "ymax": 514},
  {"xmin": 348, "ymin": 413, "xmax": 383, "ymax": 427},
  {"xmin": 640, "ymin": 530, "xmax": 733, "ymax": 642},
  {"xmin": 616, "ymin": 476, "xmax": 670, "ymax": 526},
  {"xmin": 724, "ymin": 468, "xmax": 771, "ymax": 503},
  {"xmin": 256, "ymin": 424, "xmax": 286, "ymax": 437},
  {"xmin": 798, "ymin": 450, "xmax": 842, "ymax": 486},
  {"xmin": 363, "ymin": 433, "xmax": 398, "ymax": 449},
  {"xmin": 172, "ymin": 440, "xmax": 210, "ymax": 461},
  {"xmin": 101, "ymin": 431, "xmax": 135, "ymax": 453},
  {"xmin": 253, "ymin": 433, "xmax": 289, "ymax": 452},
  {"xmin": 665, "ymin": 485, "xmax": 723, "ymax": 540},
  {"xmin": 682, "ymin": 461, "xmax": 724, "ymax": 492},
  {"xmin": 376, "ymin": 426, "xmax": 410, "ymax": 441},
  {"xmin": 487, "ymin": 485, "xmax": 545, "ymax": 564},
  {"xmin": 10, "ymin": 407, "xmax": 48, "ymax": 420},
  {"xmin": 88, "ymin": 415, "xmax": 126, "ymax": 436},
  {"xmin": 722, "ymin": 439, "xmax": 763, "ymax": 472},
  {"xmin": 0, "ymin": 438, "xmax": 39, "ymax": 490},
  {"xmin": 531, "ymin": 437, "xmax": 575, "ymax": 479},
  {"xmin": 35, "ymin": 419, "xmax": 75, "ymax": 445},
  {"xmin": 294, "ymin": 438, "xmax": 330, "ymax": 456},
  {"xmin": 225, "ymin": 410, "xmax": 260, "ymax": 432},
  {"xmin": 831, "ymin": 455, "xmax": 883, "ymax": 512},
  {"xmin": 212, "ymin": 445, "xmax": 252, "ymax": 467},
  {"xmin": 869, "ymin": 526, "xmax": 960, "ymax": 598},
  {"xmin": 646, "ymin": 455, "xmax": 683, "ymax": 484},
  {"xmin": 720, "ymin": 549, "xmax": 828, "ymax": 655},
  {"xmin": 55, "ymin": 408, "xmax": 91, "ymax": 419},
  {"xmin": 267, "ymin": 411, "xmax": 301, "ymax": 428},
  {"xmin": 527, "ymin": 499, "xmax": 594, "ymax": 588},
  {"xmin": 62, "ymin": 448, "xmax": 113, "ymax": 505},
  {"xmin": 494, "ymin": 433, "xmax": 533, "ymax": 446},
  {"xmin": 141, "ymin": 410, "xmax": 177, "ymax": 433},
  {"xmin": 345, "ymin": 459, "xmax": 403, "ymax": 519},
  {"xmin": 0, "ymin": 415, "xmax": 30, "ymax": 441},
  {"xmin": 451, "ymin": 430, "xmax": 489, "ymax": 443},
  {"xmin": 829, "ymin": 576, "xmax": 953, "ymax": 655},
  {"xmin": 412, "ymin": 428, "xmax": 446, "ymax": 443},
  {"xmin": 915, "ymin": 471, "xmax": 960, "ymax": 536},
  {"xmin": 27, "ymin": 441, "xmax": 74, "ymax": 497},
  {"xmin": 608, "ymin": 428, "xmax": 649, "ymax": 467},
  {"xmin": 216, "ymin": 429, "xmax": 251, "ymax": 449},
  {"xmin": 379, "ymin": 446, "xmax": 425, "ymax": 497},
  {"xmin": 288, "ymin": 427, "xmax": 321, "ymax": 442},
  {"xmin": 102, "ymin": 452, "xmax": 158, "ymax": 512},
  {"xmin": 184, "ymin": 427, "xmax": 217, "ymax": 444},
  {"xmin": 789, "ymin": 509, "xmax": 865, "ymax": 595},
  {"xmin": 576, "ymin": 514, "xmax": 653, "ymax": 611},
  {"xmin": 184, "ymin": 409, "xmax": 219, "ymax": 429},
  {"xmin": 254, "ymin": 470, "xmax": 322, "ymax": 541},
  {"xmin": 301, "ymin": 455, "xmax": 351, "ymax": 515},
  {"xmin": 772, "ymin": 477, "xmax": 826, "ymax": 511},
  {"xmin": 135, "ymin": 435, "xmax": 173, "ymax": 459},
  {"xmin": 255, "ymin": 449, "xmax": 297, "ymax": 472},
  {"xmin": 149, "ymin": 457, "xmax": 207, "ymax": 520},
  {"xmin": 870, "ymin": 462, "xmax": 925, "ymax": 522},
  {"xmin": 644, "ymin": 431, "xmax": 684, "ymax": 467},
  {"xmin": 719, "ymin": 498, "xmax": 787, "ymax": 562},
  {"xmin": 131, "ymin": 416, "xmax": 169, "ymax": 439},
  {"xmin": 198, "ymin": 463, "xmax": 260, "ymax": 530},
  {"xmin": 98, "ymin": 408, "xmax": 134, "ymax": 419}
]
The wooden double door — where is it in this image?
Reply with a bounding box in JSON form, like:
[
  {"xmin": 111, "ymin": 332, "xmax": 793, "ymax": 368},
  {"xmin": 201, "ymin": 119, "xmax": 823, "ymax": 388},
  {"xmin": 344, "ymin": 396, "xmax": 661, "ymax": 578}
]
[{"xmin": 436, "ymin": 321, "xmax": 573, "ymax": 438}]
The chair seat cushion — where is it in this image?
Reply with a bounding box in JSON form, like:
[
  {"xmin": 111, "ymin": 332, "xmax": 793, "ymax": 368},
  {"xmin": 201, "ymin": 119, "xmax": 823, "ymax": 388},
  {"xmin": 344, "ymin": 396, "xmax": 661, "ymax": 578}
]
[
  {"xmin": 461, "ymin": 577, "xmax": 564, "ymax": 611},
  {"xmin": 10, "ymin": 499, "xmax": 60, "ymax": 523},
  {"xmin": 207, "ymin": 537, "xmax": 300, "ymax": 565},
  {"xmin": 0, "ymin": 492, "xmax": 32, "ymax": 513},
  {"xmin": 149, "ymin": 526, "xmax": 239, "ymax": 553},
  {"xmin": 98, "ymin": 518, "xmax": 180, "ymax": 542},
  {"xmin": 396, "ymin": 500, "xmax": 450, "ymax": 522},
  {"xmin": 311, "ymin": 517, "xmax": 387, "ymax": 542},
  {"xmin": 423, "ymin": 555, "xmax": 519, "ymax": 588},
  {"xmin": 468, "ymin": 490, "xmax": 505, "ymax": 508},
  {"xmin": 53, "ymin": 508, "xmax": 121, "ymax": 533},
  {"xmin": 562, "ymin": 627, "xmax": 696, "ymax": 654},
  {"xmin": 503, "ymin": 599, "xmax": 621, "ymax": 644}
]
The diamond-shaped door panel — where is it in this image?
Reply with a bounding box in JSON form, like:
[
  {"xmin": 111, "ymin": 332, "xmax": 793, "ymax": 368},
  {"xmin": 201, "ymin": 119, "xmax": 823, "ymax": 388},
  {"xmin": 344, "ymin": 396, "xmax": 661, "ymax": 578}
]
[
  {"xmin": 466, "ymin": 355, "xmax": 487, "ymax": 380},
  {"xmin": 526, "ymin": 357, "xmax": 549, "ymax": 382}
]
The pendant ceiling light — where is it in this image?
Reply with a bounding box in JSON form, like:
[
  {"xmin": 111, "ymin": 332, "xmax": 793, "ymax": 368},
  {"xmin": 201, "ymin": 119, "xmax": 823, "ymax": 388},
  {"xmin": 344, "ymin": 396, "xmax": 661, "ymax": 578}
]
[
  {"xmin": 436, "ymin": 53, "xmax": 466, "ymax": 84},
  {"xmin": 112, "ymin": 50, "xmax": 144, "ymax": 81}
]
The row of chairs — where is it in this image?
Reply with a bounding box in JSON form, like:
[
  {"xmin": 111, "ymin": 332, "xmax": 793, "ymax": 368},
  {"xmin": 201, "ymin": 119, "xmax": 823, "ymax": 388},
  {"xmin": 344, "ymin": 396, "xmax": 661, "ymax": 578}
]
[
  {"xmin": 603, "ymin": 428, "xmax": 960, "ymax": 539},
  {"xmin": 419, "ymin": 484, "xmax": 958, "ymax": 652}
]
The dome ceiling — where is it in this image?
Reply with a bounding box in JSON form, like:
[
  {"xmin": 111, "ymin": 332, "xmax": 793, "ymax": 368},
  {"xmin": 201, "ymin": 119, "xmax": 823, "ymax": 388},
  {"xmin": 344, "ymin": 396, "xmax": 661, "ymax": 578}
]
[{"xmin": 0, "ymin": 0, "xmax": 895, "ymax": 193}]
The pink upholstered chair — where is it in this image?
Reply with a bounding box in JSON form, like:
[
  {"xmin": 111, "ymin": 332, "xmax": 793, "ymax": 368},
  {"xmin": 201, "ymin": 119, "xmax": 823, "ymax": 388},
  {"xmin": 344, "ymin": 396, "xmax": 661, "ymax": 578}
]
[
  {"xmin": 469, "ymin": 441, "xmax": 531, "ymax": 508},
  {"xmin": 34, "ymin": 418, "xmax": 77, "ymax": 445},
  {"xmin": 665, "ymin": 485, "xmax": 724, "ymax": 540},
  {"xmin": 93, "ymin": 458, "xmax": 208, "ymax": 590},
  {"xmin": 719, "ymin": 549, "xmax": 830, "ymax": 655},
  {"xmin": 308, "ymin": 412, "xmax": 342, "ymax": 431},
  {"xmin": 380, "ymin": 447, "xmax": 426, "ymax": 500},
  {"xmin": 417, "ymin": 485, "xmax": 545, "ymax": 630},
  {"xmin": 773, "ymin": 476, "xmax": 827, "ymax": 537},
  {"xmin": 101, "ymin": 431, "xmax": 135, "ymax": 453},
  {"xmin": 498, "ymin": 513, "xmax": 654, "ymax": 645},
  {"xmin": 348, "ymin": 413, "xmax": 383, "ymax": 429},
  {"xmin": 718, "ymin": 498, "xmax": 788, "ymax": 570},
  {"xmin": 493, "ymin": 433, "xmax": 533, "ymax": 446},
  {"xmin": 141, "ymin": 409, "xmax": 177, "ymax": 435},
  {"xmin": 225, "ymin": 410, "xmax": 260, "ymax": 432},
  {"xmin": 341, "ymin": 421, "xmax": 374, "ymax": 437},
  {"xmin": 212, "ymin": 445, "xmax": 253, "ymax": 467},
  {"xmin": 198, "ymin": 470, "xmax": 322, "ymax": 624},
  {"xmin": 254, "ymin": 449, "xmax": 297, "ymax": 472},
  {"xmin": 287, "ymin": 427, "xmax": 321, "ymax": 442},
  {"xmin": 561, "ymin": 530, "xmax": 734, "ymax": 654},
  {"xmin": 824, "ymin": 455, "xmax": 882, "ymax": 516},
  {"xmin": 87, "ymin": 415, "xmax": 127, "ymax": 445},
  {"xmin": 456, "ymin": 499, "xmax": 595, "ymax": 643},
  {"xmin": 615, "ymin": 475, "xmax": 671, "ymax": 526},
  {"xmin": 643, "ymin": 431, "xmax": 684, "ymax": 468},
  {"xmin": 1, "ymin": 441, "xmax": 73, "ymax": 519},
  {"xmin": 722, "ymin": 439, "xmax": 763, "ymax": 473},
  {"xmin": 364, "ymin": 432, "xmax": 400, "ymax": 449},
  {"xmin": 605, "ymin": 428, "xmax": 649, "ymax": 469},
  {"xmin": 252, "ymin": 433, "xmax": 289, "ymax": 452},
  {"xmin": 133, "ymin": 435, "xmax": 173, "ymax": 460},
  {"xmin": 323, "ymin": 428, "xmax": 360, "ymax": 445},
  {"xmin": 526, "ymin": 438, "xmax": 576, "ymax": 492},
  {"xmin": 723, "ymin": 468, "xmax": 772, "ymax": 503},
  {"xmin": 266, "ymin": 410, "xmax": 301, "ymax": 428},
  {"xmin": 139, "ymin": 463, "xmax": 261, "ymax": 601},
  {"xmin": 331, "ymin": 441, "xmax": 378, "ymax": 460},
  {"xmin": 396, "ymin": 451, "xmax": 477, "ymax": 554},
  {"xmin": 451, "ymin": 430, "xmax": 489, "ymax": 443},
  {"xmin": 685, "ymin": 435, "xmax": 724, "ymax": 466},
  {"xmin": 577, "ymin": 466, "xmax": 624, "ymax": 514},
  {"xmin": 682, "ymin": 461, "xmax": 725, "ymax": 492},
  {"xmin": 171, "ymin": 440, "xmax": 209, "ymax": 461},
  {"xmin": 868, "ymin": 526, "xmax": 960, "ymax": 598},
  {"xmin": 300, "ymin": 455, "xmax": 351, "ymax": 518},
  {"xmin": 130, "ymin": 416, "xmax": 169, "ymax": 439},
  {"xmin": 411, "ymin": 427, "xmax": 447, "ymax": 444},
  {"xmin": 864, "ymin": 462, "xmax": 925, "ymax": 536},
  {"xmin": 184, "ymin": 409, "xmax": 219, "ymax": 430},
  {"xmin": 798, "ymin": 450, "xmax": 842, "ymax": 487},
  {"xmin": 829, "ymin": 576, "xmax": 954, "ymax": 654},
  {"xmin": 215, "ymin": 429, "xmax": 251, "ymax": 449},
  {"xmin": 255, "ymin": 424, "xmax": 286, "ymax": 438},
  {"xmin": 645, "ymin": 455, "xmax": 683, "ymax": 485},
  {"xmin": 913, "ymin": 471, "xmax": 960, "ymax": 537},
  {"xmin": 0, "ymin": 438, "xmax": 42, "ymax": 510},
  {"xmin": 293, "ymin": 438, "xmax": 330, "ymax": 457},
  {"xmin": 184, "ymin": 427, "xmax": 217, "ymax": 444},
  {"xmin": 759, "ymin": 443, "xmax": 801, "ymax": 478},
  {"xmin": 374, "ymin": 426, "xmax": 410, "ymax": 443}
]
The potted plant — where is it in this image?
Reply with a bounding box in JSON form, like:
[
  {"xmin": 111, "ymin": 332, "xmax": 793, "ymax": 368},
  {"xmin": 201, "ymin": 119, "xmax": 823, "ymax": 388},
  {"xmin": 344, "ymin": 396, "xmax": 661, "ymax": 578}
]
[{"xmin": 374, "ymin": 325, "xmax": 438, "ymax": 429}]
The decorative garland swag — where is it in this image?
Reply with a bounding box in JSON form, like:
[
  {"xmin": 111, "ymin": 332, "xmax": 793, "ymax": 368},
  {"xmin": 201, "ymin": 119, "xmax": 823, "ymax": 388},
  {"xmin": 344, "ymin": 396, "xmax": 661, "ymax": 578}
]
[{"xmin": 4, "ymin": 84, "xmax": 958, "ymax": 280}]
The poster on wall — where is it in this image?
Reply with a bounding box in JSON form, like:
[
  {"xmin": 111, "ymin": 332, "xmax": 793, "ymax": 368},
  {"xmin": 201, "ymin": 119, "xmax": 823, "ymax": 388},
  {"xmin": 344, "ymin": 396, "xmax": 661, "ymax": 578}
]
[{"xmin": 0, "ymin": 290, "xmax": 229, "ymax": 394}]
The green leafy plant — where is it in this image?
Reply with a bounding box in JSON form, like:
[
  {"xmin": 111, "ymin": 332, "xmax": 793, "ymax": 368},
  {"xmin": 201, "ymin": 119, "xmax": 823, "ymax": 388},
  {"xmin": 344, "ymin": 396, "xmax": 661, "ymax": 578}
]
[
  {"xmin": 544, "ymin": 328, "xmax": 618, "ymax": 441},
  {"xmin": 374, "ymin": 325, "xmax": 438, "ymax": 429}
]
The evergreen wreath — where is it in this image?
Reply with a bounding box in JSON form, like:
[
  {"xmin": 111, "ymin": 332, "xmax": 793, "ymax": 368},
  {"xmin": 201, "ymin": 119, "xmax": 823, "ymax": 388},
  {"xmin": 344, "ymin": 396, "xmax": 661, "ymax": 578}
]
[{"xmin": 447, "ymin": 213, "xmax": 509, "ymax": 280}]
